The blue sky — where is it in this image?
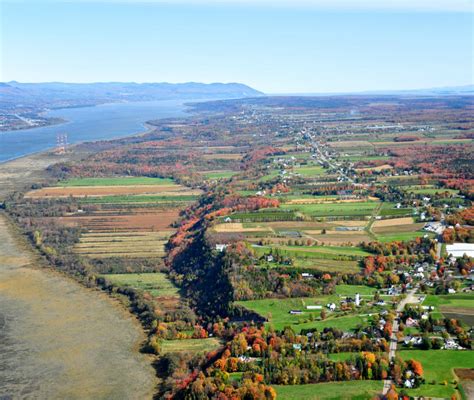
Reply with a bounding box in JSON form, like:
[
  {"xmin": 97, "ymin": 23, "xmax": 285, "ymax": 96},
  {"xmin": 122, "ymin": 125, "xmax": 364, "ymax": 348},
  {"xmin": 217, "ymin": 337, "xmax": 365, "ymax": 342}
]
[{"xmin": 1, "ymin": 1, "xmax": 473, "ymax": 93}]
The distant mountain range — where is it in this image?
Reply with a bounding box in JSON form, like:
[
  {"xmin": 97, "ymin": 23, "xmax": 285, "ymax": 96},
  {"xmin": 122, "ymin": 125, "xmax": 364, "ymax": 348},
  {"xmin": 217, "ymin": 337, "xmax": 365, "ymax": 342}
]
[{"xmin": 0, "ymin": 81, "xmax": 264, "ymax": 110}]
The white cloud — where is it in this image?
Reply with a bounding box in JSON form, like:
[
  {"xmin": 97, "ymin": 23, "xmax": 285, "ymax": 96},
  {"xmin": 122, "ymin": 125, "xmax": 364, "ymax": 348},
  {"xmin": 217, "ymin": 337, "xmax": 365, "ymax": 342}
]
[{"xmin": 6, "ymin": 0, "xmax": 474, "ymax": 13}]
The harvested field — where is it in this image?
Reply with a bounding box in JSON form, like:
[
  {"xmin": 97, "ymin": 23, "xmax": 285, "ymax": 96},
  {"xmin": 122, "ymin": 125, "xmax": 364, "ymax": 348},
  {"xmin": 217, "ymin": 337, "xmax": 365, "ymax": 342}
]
[
  {"xmin": 213, "ymin": 222, "xmax": 272, "ymax": 233},
  {"xmin": 201, "ymin": 153, "xmax": 242, "ymax": 160},
  {"xmin": 25, "ymin": 185, "xmax": 201, "ymax": 198},
  {"xmin": 74, "ymin": 234, "xmax": 168, "ymax": 258},
  {"xmin": 58, "ymin": 209, "xmax": 180, "ymax": 232},
  {"xmin": 160, "ymin": 338, "xmax": 222, "ymax": 355},
  {"xmin": 329, "ymin": 140, "xmax": 373, "ymax": 148},
  {"xmin": 356, "ymin": 164, "xmax": 393, "ymax": 172},
  {"xmin": 330, "ymin": 220, "xmax": 368, "ymax": 227},
  {"xmin": 373, "ymin": 222, "xmax": 425, "ymax": 235},
  {"xmin": 372, "ymin": 217, "xmax": 414, "ymax": 228},
  {"xmin": 59, "ymin": 177, "xmax": 175, "ymax": 186},
  {"xmin": 454, "ymin": 368, "xmax": 474, "ymax": 380}
]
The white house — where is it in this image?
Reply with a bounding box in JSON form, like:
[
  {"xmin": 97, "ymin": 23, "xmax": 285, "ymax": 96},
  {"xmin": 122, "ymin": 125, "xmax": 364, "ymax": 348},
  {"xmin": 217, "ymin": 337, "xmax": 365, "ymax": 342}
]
[{"xmin": 215, "ymin": 244, "xmax": 227, "ymax": 252}]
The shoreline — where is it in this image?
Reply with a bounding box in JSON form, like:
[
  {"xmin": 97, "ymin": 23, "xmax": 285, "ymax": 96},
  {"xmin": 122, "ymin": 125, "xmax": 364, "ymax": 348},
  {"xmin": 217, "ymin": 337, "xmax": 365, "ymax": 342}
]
[
  {"xmin": 0, "ymin": 120, "xmax": 156, "ymax": 166},
  {"xmin": 0, "ymin": 99, "xmax": 194, "ymax": 164}
]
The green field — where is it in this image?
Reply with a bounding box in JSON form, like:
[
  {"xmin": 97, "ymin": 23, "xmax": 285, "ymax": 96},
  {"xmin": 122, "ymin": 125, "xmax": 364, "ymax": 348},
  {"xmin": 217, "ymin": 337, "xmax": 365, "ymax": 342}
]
[
  {"xmin": 101, "ymin": 272, "xmax": 179, "ymax": 297},
  {"xmin": 255, "ymin": 244, "xmax": 371, "ymax": 260},
  {"xmin": 294, "ymin": 165, "xmax": 326, "ymax": 177},
  {"xmin": 203, "ymin": 171, "xmax": 238, "ymax": 180},
  {"xmin": 422, "ymin": 294, "xmax": 474, "ymax": 310},
  {"xmin": 258, "ymin": 170, "xmax": 280, "ymax": 182},
  {"xmin": 59, "ymin": 177, "xmax": 176, "ymax": 186},
  {"xmin": 334, "ymin": 285, "xmax": 377, "ymax": 296},
  {"xmin": 160, "ymin": 338, "xmax": 222, "ymax": 354},
  {"xmin": 379, "ymin": 203, "xmax": 413, "ymax": 217},
  {"xmin": 375, "ymin": 231, "xmax": 431, "ymax": 243},
  {"xmin": 79, "ymin": 194, "xmax": 198, "ymax": 204},
  {"xmin": 399, "ymin": 350, "xmax": 474, "ymax": 398},
  {"xmin": 274, "ymin": 380, "xmax": 383, "ymax": 400},
  {"xmin": 341, "ymin": 155, "xmax": 391, "ymax": 162},
  {"xmin": 280, "ymin": 201, "xmax": 379, "ymax": 217},
  {"xmin": 291, "ymin": 258, "xmax": 361, "ymax": 273},
  {"xmin": 228, "ymin": 210, "xmax": 297, "ymax": 222},
  {"xmin": 236, "ymin": 296, "xmax": 371, "ymax": 332},
  {"xmin": 406, "ymin": 186, "xmax": 459, "ymax": 195}
]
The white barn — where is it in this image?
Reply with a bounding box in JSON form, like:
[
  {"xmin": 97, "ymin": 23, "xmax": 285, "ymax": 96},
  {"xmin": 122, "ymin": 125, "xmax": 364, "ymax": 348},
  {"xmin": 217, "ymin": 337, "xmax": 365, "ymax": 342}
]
[{"xmin": 446, "ymin": 243, "xmax": 474, "ymax": 258}]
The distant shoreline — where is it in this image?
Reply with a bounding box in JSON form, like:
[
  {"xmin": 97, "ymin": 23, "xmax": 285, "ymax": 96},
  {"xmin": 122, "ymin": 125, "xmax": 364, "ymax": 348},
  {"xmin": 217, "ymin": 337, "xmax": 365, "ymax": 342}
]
[{"xmin": 0, "ymin": 121, "xmax": 156, "ymax": 166}]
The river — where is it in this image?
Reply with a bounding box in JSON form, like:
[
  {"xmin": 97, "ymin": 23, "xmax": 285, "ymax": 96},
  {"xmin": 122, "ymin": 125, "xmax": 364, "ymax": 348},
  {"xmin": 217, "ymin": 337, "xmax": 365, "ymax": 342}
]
[{"xmin": 0, "ymin": 99, "xmax": 191, "ymax": 163}]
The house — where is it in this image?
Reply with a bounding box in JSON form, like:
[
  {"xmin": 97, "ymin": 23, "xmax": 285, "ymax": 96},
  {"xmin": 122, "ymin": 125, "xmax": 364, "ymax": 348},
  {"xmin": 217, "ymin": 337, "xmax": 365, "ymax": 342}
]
[
  {"xmin": 405, "ymin": 317, "xmax": 419, "ymax": 327},
  {"xmin": 215, "ymin": 244, "xmax": 227, "ymax": 252},
  {"xmin": 448, "ymin": 288, "xmax": 456, "ymax": 294},
  {"xmin": 306, "ymin": 305, "xmax": 322, "ymax": 310},
  {"xmin": 302, "ymin": 272, "xmax": 314, "ymax": 278},
  {"xmin": 292, "ymin": 343, "xmax": 302, "ymax": 351},
  {"xmin": 224, "ymin": 217, "xmax": 232, "ymax": 223},
  {"xmin": 376, "ymin": 300, "xmax": 386, "ymax": 306},
  {"xmin": 289, "ymin": 310, "xmax": 303, "ymax": 315},
  {"xmin": 444, "ymin": 339, "xmax": 462, "ymax": 350},
  {"xmin": 355, "ymin": 293, "xmax": 361, "ymax": 307},
  {"xmin": 326, "ymin": 303, "xmax": 336, "ymax": 311},
  {"xmin": 423, "ymin": 222, "xmax": 443, "ymax": 234},
  {"xmin": 388, "ymin": 286, "xmax": 399, "ymax": 296},
  {"xmin": 266, "ymin": 255, "xmax": 274, "ymax": 262}
]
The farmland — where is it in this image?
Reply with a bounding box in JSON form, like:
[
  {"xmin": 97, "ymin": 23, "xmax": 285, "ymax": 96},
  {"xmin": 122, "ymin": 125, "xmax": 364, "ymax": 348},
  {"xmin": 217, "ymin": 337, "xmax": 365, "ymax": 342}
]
[
  {"xmin": 4, "ymin": 94, "xmax": 473, "ymax": 399},
  {"xmin": 101, "ymin": 273, "xmax": 180, "ymax": 298},
  {"xmin": 160, "ymin": 338, "xmax": 222, "ymax": 355},
  {"xmin": 58, "ymin": 176, "xmax": 175, "ymax": 186},
  {"xmin": 25, "ymin": 184, "xmax": 201, "ymax": 198},
  {"xmin": 274, "ymin": 381, "xmax": 383, "ymax": 400},
  {"xmin": 236, "ymin": 284, "xmax": 382, "ymax": 332},
  {"xmin": 280, "ymin": 200, "xmax": 379, "ymax": 218},
  {"xmin": 398, "ymin": 350, "xmax": 474, "ymax": 398}
]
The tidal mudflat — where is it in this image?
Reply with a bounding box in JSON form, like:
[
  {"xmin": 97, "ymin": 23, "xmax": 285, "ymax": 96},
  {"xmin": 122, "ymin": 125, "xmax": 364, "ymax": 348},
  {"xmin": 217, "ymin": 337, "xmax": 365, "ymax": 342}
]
[{"xmin": 0, "ymin": 214, "xmax": 156, "ymax": 399}]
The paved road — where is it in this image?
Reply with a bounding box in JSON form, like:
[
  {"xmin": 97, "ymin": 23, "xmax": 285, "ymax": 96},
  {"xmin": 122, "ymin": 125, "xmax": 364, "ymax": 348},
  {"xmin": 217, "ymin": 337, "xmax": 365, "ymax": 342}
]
[
  {"xmin": 310, "ymin": 138, "xmax": 355, "ymax": 183},
  {"xmin": 382, "ymin": 288, "xmax": 418, "ymax": 395}
]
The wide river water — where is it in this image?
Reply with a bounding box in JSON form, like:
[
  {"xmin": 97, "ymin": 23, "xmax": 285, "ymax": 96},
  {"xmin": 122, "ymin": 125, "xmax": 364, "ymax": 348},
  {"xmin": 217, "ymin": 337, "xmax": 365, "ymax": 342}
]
[{"xmin": 0, "ymin": 99, "xmax": 190, "ymax": 162}]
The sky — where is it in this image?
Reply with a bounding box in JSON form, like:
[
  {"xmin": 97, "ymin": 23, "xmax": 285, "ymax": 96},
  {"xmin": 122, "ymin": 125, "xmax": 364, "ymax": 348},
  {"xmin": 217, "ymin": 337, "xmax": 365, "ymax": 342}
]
[{"xmin": 1, "ymin": 0, "xmax": 473, "ymax": 93}]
